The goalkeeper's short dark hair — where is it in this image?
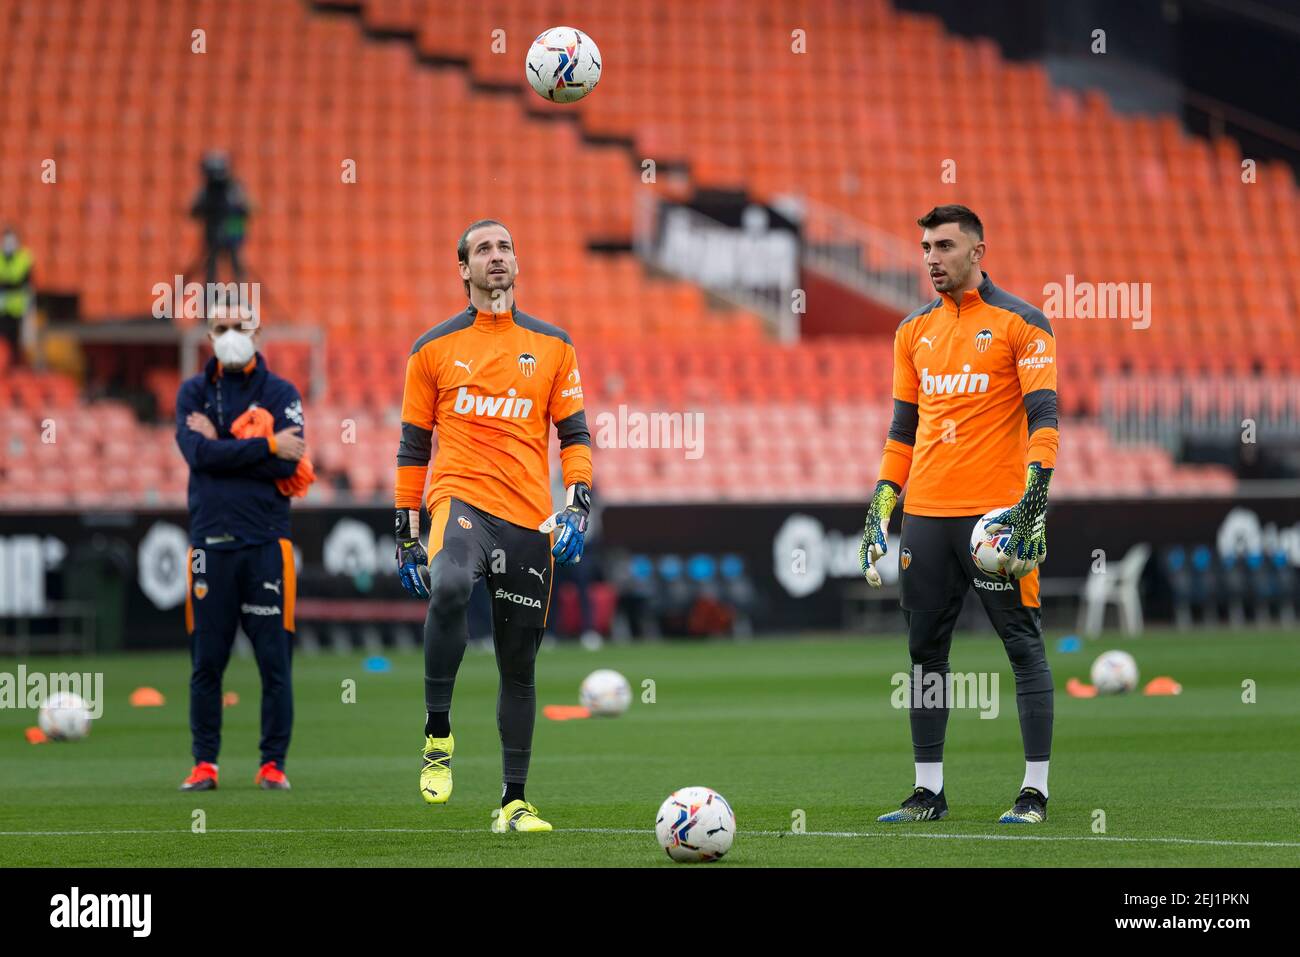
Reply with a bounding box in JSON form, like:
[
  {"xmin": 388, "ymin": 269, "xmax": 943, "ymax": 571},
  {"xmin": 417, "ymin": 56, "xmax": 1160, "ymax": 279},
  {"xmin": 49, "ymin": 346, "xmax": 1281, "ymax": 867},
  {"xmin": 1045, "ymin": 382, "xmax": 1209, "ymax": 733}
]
[
  {"xmin": 916, "ymin": 205, "xmax": 984, "ymax": 241},
  {"xmin": 457, "ymin": 219, "xmax": 512, "ymax": 298}
]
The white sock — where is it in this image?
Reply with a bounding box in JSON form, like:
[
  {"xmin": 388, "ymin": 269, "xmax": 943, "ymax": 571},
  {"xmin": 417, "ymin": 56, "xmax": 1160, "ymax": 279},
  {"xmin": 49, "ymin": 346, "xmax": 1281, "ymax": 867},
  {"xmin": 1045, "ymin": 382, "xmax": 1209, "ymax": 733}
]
[
  {"xmin": 915, "ymin": 762, "xmax": 943, "ymax": 794},
  {"xmin": 1022, "ymin": 761, "xmax": 1049, "ymax": 797}
]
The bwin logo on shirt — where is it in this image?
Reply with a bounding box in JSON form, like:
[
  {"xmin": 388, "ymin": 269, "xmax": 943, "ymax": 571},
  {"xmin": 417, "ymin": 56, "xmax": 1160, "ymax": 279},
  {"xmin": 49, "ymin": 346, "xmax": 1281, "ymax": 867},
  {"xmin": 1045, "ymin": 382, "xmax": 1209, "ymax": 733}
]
[
  {"xmin": 453, "ymin": 386, "xmax": 534, "ymax": 419},
  {"xmin": 920, "ymin": 366, "xmax": 990, "ymax": 396}
]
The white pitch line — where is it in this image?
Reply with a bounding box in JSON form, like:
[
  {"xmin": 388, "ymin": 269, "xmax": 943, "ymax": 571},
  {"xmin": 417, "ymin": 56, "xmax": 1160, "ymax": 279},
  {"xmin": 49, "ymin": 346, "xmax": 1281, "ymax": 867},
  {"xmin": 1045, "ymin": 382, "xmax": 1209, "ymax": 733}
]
[
  {"xmin": 788, "ymin": 830, "xmax": 1300, "ymax": 849},
  {"xmin": 0, "ymin": 826, "xmax": 1296, "ymax": 849}
]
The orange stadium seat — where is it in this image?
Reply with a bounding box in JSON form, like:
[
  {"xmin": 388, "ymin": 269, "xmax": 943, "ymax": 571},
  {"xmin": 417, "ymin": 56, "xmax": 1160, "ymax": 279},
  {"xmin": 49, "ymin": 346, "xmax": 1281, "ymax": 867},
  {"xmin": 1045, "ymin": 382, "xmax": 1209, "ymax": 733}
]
[{"xmin": 0, "ymin": 0, "xmax": 1270, "ymax": 506}]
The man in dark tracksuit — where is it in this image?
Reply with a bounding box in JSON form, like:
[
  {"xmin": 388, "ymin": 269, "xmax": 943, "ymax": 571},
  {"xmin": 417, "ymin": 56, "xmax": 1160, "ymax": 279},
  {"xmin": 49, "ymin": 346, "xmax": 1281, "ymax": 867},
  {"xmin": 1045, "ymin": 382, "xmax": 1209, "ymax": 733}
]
[{"xmin": 174, "ymin": 308, "xmax": 307, "ymax": 791}]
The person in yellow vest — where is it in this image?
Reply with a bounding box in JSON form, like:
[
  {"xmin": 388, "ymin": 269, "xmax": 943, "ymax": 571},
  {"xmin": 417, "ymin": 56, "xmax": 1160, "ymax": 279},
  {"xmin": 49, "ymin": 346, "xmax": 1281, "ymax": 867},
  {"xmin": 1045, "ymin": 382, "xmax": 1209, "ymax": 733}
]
[{"xmin": 0, "ymin": 227, "xmax": 34, "ymax": 364}]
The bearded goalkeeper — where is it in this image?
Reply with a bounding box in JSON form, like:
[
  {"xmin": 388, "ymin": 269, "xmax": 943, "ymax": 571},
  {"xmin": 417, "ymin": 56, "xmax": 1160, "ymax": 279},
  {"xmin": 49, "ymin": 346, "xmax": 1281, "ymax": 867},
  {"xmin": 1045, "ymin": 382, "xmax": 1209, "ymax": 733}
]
[
  {"xmin": 860, "ymin": 205, "xmax": 1059, "ymax": 825},
  {"xmin": 394, "ymin": 220, "xmax": 592, "ymax": 833}
]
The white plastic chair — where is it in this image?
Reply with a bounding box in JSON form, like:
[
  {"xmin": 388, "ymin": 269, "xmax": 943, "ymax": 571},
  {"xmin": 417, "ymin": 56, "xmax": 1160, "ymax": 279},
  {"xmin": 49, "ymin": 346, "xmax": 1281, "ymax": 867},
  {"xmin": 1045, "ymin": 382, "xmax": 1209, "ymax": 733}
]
[{"xmin": 1078, "ymin": 543, "xmax": 1152, "ymax": 636}]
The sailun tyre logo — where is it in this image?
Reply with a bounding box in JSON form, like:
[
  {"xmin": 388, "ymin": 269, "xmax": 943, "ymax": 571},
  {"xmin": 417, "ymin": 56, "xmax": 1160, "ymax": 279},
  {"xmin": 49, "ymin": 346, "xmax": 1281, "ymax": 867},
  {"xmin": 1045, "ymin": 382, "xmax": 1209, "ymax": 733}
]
[
  {"xmin": 453, "ymin": 386, "xmax": 534, "ymax": 419},
  {"xmin": 1017, "ymin": 339, "xmax": 1054, "ymax": 369}
]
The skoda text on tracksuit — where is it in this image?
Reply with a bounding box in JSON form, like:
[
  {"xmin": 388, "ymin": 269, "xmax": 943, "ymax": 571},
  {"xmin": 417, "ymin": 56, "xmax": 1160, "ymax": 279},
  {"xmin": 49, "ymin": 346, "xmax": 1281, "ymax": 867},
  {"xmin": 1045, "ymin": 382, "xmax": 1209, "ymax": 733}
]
[{"xmin": 175, "ymin": 353, "xmax": 303, "ymax": 772}]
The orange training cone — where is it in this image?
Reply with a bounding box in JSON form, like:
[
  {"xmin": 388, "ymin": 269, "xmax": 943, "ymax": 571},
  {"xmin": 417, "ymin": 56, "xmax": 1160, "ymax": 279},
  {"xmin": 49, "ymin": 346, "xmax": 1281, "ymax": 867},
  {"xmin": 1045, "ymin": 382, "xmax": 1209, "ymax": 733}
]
[
  {"xmin": 542, "ymin": 704, "xmax": 591, "ymax": 721},
  {"xmin": 129, "ymin": 687, "xmax": 166, "ymax": 707},
  {"xmin": 1143, "ymin": 676, "xmax": 1182, "ymax": 696},
  {"xmin": 1066, "ymin": 677, "xmax": 1098, "ymax": 698}
]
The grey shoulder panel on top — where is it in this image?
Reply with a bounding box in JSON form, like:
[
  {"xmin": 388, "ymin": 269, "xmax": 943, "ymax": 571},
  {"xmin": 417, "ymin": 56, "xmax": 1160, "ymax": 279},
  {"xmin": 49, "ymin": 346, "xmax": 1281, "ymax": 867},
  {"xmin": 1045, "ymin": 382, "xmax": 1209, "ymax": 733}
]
[
  {"xmin": 900, "ymin": 298, "xmax": 942, "ymax": 329},
  {"xmin": 409, "ymin": 310, "xmax": 474, "ymax": 356},
  {"xmin": 514, "ymin": 310, "xmax": 574, "ymax": 346},
  {"xmin": 984, "ymin": 285, "xmax": 1054, "ymax": 336}
]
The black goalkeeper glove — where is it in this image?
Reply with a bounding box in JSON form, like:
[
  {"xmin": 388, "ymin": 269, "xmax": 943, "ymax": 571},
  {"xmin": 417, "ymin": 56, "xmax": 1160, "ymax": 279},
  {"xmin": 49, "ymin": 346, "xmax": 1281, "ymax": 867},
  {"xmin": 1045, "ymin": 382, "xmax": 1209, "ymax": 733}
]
[
  {"xmin": 395, "ymin": 508, "xmax": 430, "ymax": 598},
  {"xmin": 539, "ymin": 482, "xmax": 591, "ymax": 565}
]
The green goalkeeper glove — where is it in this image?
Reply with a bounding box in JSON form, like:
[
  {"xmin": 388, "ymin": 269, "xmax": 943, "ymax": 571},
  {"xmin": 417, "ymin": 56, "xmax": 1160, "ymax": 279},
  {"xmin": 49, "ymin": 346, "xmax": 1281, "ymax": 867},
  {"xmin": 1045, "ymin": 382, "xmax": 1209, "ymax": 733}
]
[
  {"xmin": 859, "ymin": 480, "xmax": 899, "ymax": 588},
  {"xmin": 984, "ymin": 464, "xmax": 1052, "ymax": 578}
]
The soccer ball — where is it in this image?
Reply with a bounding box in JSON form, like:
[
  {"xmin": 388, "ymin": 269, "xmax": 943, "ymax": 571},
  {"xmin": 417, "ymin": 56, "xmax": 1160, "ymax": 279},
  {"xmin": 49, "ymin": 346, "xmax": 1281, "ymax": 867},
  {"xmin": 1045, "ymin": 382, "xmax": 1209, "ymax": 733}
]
[
  {"xmin": 38, "ymin": 692, "xmax": 92, "ymax": 741},
  {"xmin": 580, "ymin": 669, "xmax": 631, "ymax": 716},
  {"xmin": 655, "ymin": 787, "xmax": 736, "ymax": 863},
  {"xmin": 970, "ymin": 507, "xmax": 1017, "ymax": 579},
  {"xmin": 525, "ymin": 26, "xmax": 602, "ymax": 103},
  {"xmin": 1091, "ymin": 650, "xmax": 1139, "ymax": 694}
]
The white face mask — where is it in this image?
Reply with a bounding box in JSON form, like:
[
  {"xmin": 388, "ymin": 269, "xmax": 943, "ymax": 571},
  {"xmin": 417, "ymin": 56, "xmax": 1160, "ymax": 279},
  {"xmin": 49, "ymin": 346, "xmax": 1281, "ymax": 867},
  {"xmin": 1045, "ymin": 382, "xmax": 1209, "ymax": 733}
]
[{"xmin": 213, "ymin": 330, "xmax": 255, "ymax": 368}]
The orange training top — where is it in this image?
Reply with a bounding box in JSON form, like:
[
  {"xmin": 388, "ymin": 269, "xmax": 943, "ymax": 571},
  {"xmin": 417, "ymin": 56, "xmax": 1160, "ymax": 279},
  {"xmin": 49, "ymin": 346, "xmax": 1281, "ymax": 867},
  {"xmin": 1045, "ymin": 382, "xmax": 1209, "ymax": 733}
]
[
  {"xmin": 878, "ymin": 273, "xmax": 1059, "ymax": 516},
  {"xmin": 395, "ymin": 305, "xmax": 593, "ymax": 529}
]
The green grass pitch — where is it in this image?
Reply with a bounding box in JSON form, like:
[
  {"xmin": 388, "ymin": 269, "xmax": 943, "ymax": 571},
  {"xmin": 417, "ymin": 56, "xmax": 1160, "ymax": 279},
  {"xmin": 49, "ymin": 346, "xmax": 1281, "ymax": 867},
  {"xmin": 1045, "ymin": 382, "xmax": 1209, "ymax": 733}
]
[{"xmin": 1, "ymin": 629, "xmax": 1297, "ymax": 867}]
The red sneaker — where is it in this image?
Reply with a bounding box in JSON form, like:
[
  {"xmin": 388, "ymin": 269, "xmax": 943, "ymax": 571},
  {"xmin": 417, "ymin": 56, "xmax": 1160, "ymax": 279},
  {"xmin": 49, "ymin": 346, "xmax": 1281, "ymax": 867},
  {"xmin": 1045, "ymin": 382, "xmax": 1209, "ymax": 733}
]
[
  {"xmin": 179, "ymin": 761, "xmax": 219, "ymax": 791},
  {"xmin": 254, "ymin": 761, "xmax": 291, "ymax": 790}
]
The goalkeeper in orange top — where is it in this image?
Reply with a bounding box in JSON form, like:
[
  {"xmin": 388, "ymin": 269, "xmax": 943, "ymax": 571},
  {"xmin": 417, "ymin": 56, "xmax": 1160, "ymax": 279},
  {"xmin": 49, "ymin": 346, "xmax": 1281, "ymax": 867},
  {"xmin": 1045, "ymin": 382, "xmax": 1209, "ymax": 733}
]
[
  {"xmin": 861, "ymin": 206, "xmax": 1059, "ymax": 826},
  {"xmin": 394, "ymin": 220, "xmax": 592, "ymax": 833}
]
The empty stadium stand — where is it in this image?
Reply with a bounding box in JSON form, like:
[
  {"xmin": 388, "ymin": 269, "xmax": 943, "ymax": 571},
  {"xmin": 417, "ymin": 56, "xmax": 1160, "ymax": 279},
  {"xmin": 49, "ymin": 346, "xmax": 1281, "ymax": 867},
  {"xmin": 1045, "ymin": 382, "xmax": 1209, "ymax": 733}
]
[{"xmin": 1, "ymin": 0, "xmax": 1270, "ymax": 507}]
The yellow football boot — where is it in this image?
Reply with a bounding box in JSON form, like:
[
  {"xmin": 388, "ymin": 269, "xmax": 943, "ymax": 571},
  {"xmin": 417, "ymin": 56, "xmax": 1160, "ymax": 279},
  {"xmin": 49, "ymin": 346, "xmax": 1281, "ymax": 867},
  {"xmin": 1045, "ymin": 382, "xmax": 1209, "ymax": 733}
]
[
  {"xmin": 419, "ymin": 734, "xmax": 454, "ymax": 805},
  {"xmin": 491, "ymin": 799, "xmax": 552, "ymax": 832}
]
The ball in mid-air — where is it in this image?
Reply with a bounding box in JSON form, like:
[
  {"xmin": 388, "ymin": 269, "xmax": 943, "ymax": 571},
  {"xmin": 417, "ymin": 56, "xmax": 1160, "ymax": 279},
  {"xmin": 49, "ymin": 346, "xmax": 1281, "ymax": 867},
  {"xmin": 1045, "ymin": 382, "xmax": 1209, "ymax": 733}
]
[
  {"xmin": 655, "ymin": 787, "xmax": 736, "ymax": 863},
  {"xmin": 1091, "ymin": 650, "xmax": 1139, "ymax": 694},
  {"xmin": 39, "ymin": 691, "xmax": 93, "ymax": 741},
  {"xmin": 525, "ymin": 26, "xmax": 602, "ymax": 103},
  {"xmin": 580, "ymin": 669, "xmax": 632, "ymax": 716}
]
